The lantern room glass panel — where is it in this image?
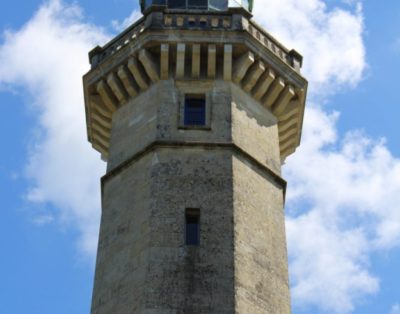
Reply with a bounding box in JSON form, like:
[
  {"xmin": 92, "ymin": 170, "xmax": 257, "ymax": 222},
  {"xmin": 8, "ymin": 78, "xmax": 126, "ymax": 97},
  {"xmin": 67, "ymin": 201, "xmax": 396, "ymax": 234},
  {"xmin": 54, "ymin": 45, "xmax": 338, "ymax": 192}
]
[{"xmin": 141, "ymin": 0, "xmax": 251, "ymax": 13}]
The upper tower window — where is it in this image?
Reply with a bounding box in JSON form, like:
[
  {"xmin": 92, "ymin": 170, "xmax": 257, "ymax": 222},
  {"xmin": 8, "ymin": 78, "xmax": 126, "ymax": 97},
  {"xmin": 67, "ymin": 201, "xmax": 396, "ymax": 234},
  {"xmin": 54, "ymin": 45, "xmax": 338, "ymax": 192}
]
[{"xmin": 184, "ymin": 95, "xmax": 206, "ymax": 126}]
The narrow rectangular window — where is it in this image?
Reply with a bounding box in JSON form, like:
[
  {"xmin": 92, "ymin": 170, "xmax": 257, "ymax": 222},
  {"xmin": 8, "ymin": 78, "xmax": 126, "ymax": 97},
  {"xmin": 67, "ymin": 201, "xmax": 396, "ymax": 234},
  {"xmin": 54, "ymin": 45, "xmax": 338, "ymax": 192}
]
[
  {"xmin": 184, "ymin": 95, "xmax": 206, "ymax": 126},
  {"xmin": 185, "ymin": 208, "xmax": 200, "ymax": 246},
  {"xmin": 168, "ymin": 0, "xmax": 186, "ymax": 9}
]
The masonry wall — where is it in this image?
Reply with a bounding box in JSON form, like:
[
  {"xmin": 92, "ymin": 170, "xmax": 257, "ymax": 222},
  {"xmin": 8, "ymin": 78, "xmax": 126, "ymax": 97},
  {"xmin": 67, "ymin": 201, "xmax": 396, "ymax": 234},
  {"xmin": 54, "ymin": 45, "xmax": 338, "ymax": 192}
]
[
  {"xmin": 230, "ymin": 88, "xmax": 290, "ymax": 313},
  {"xmin": 233, "ymin": 155, "xmax": 290, "ymax": 314},
  {"xmin": 92, "ymin": 79, "xmax": 290, "ymax": 314},
  {"xmin": 144, "ymin": 148, "xmax": 236, "ymax": 313},
  {"xmin": 231, "ymin": 86, "xmax": 281, "ymax": 175},
  {"xmin": 93, "ymin": 148, "xmax": 236, "ymax": 314},
  {"xmin": 107, "ymin": 80, "xmax": 232, "ymax": 172},
  {"xmin": 91, "ymin": 153, "xmax": 152, "ymax": 313}
]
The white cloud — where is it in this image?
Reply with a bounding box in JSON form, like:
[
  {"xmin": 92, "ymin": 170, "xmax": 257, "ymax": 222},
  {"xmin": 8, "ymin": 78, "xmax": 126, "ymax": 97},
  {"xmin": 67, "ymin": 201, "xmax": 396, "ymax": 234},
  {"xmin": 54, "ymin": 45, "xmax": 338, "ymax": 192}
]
[
  {"xmin": 391, "ymin": 304, "xmax": 400, "ymax": 314},
  {"xmin": 255, "ymin": 0, "xmax": 399, "ymax": 313},
  {"xmin": 112, "ymin": 9, "xmax": 142, "ymax": 32},
  {"xmin": 287, "ymin": 210, "xmax": 379, "ymax": 313},
  {"xmin": 285, "ymin": 105, "xmax": 400, "ymax": 313},
  {"xmin": 254, "ymin": 0, "xmax": 365, "ymax": 96},
  {"xmin": 0, "ymin": 0, "xmax": 108, "ymax": 257},
  {"xmin": 286, "ymin": 107, "xmax": 400, "ymax": 252},
  {"xmin": 284, "ymin": 106, "xmax": 393, "ymax": 313},
  {"xmin": 1, "ymin": 1, "xmax": 399, "ymax": 313}
]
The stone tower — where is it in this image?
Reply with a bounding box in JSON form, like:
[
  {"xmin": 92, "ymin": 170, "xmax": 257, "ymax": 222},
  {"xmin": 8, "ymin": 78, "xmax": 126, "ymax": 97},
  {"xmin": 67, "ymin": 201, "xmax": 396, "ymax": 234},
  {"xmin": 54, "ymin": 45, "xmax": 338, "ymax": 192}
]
[{"xmin": 83, "ymin": 1, "xmax": 307, "ymax": 313}]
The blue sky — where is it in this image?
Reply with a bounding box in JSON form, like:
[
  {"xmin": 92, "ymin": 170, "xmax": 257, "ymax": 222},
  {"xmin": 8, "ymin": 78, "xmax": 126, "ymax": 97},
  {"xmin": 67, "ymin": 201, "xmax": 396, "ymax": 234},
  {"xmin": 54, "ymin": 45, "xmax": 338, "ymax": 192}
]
[{"xmin": 0, "ymin": 1, "xmax": 399, "ymax": 313}]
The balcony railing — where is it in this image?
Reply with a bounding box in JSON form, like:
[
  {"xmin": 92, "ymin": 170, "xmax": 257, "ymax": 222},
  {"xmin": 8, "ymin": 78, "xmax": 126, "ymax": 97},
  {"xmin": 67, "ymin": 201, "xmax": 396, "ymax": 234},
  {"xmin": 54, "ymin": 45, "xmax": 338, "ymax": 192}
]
[{"xmin": 88, "ymin": 9, "xmax": 302, "ymax": 72}]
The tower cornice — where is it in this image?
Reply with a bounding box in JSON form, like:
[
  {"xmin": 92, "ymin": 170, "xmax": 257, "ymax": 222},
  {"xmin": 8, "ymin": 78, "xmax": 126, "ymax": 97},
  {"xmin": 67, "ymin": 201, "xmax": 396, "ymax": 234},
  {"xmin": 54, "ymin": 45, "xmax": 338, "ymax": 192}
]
[{"xmin": 83, "ymin": 10, "xmax": 308, "ymax": 162}]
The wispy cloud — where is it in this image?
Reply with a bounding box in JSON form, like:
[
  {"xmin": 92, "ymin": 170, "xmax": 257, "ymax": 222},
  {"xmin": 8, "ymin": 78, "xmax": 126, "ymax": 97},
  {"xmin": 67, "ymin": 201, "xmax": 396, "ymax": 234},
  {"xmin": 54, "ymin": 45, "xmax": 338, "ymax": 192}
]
[
  {"xmin": 391, "ymin": 303, "xmax": 400, "ymax": 314},
  {"xmin": 111, "ymin": 9, "xmax": 142, "ymax": 32},
  {"xmin": 33, "ymin": 214, "xmax": 55, "ymax": 226},
  {"xmin": 393, "ymin": 37, "xmax": 400, "ymax": 53},
  {"xmin": 0, "ymin": 0, "xmax": 109, "ymax": 257}
]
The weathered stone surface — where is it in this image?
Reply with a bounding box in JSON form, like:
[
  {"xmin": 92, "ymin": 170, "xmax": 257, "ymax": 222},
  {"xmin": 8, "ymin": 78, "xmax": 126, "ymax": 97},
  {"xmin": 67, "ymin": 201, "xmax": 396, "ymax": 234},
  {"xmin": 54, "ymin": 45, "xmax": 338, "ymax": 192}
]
[
  {"xmin": 107, "ymin": 80, "xmax": 233, "ymax": 172},
  {"xmin": 107, "ymin": 80, "xmax": 281, "ymax": 174},
  {"xmin": 94, "ymin": 149, "xmax": 236, "ymax": 313},
  {"xmin": 233, "ymin": 155, "xmax": 290, "ymax": 314},
  {"xmin": 87, "ymin": 8, "xmax": 305, "ymax": 314},
  {"xmin": 231, "ymin": 85, "xmax": 281, "ymax": 175},
  {"xmin": 91, "ymin": 77, "xmax": 290, "ymax": 313},
  {"xmin": 92, "ymin": 154, "xmax": 151, "ymax": 314}
]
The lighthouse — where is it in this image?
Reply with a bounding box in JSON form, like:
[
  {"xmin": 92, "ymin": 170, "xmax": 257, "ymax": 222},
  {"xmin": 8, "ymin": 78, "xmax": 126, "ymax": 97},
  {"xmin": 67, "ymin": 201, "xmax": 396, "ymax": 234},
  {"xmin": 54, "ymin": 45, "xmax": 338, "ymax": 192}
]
[{"xmin": 82, "ymin": 0, "xmax": 308, "ymax": 312}]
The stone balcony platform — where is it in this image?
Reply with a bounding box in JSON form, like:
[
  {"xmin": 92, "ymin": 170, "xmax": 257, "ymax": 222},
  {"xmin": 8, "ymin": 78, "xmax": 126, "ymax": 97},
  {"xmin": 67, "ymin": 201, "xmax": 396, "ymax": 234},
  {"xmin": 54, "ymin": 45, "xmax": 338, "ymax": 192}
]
[{"xmin": 83, "ymin": 8, "xmax": 308, "ymax": 162}]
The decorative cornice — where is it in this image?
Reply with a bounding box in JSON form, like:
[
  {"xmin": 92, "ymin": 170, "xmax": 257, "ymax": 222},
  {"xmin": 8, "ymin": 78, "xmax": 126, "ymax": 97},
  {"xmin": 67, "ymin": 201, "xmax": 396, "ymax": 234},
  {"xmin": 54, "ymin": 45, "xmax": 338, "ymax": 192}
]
[{"xmin": 83, "ymin": 10, "xmax": 308, "ymax": 162}]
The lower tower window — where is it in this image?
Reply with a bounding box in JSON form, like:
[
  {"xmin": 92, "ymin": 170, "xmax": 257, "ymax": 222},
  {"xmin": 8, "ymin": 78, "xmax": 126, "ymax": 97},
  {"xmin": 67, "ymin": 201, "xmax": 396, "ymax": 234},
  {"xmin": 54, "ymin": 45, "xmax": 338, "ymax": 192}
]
[{"xmin": 185, "ymin": 208, "xmax": 200, "ymax": 246}]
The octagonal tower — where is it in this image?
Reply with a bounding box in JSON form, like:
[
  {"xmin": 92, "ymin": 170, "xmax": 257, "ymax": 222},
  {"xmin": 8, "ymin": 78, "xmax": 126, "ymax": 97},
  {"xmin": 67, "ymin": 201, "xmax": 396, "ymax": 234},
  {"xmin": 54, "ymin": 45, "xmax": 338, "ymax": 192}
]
[{"xmin": 83, "ymin": 2, "xmax": 307, "ymax": 313}]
